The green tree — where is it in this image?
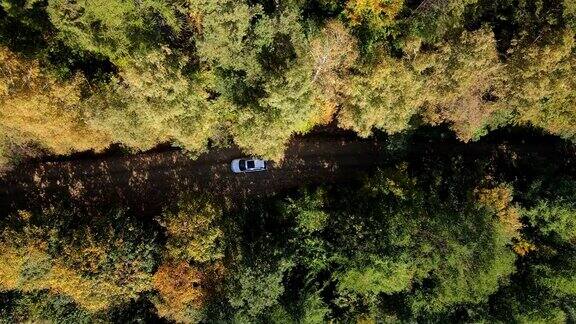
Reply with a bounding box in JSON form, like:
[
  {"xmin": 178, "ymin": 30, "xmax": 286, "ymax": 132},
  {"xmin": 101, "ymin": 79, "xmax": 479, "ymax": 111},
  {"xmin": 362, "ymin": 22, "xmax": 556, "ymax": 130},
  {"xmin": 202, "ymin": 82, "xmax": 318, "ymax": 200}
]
[
  {"xmin": 191, "ymin": 0, "xmax": 270, "ymax": 82},
  {"xmin": 525, "ymin": 201, "xmax": 576, "ymax": 243},
  {"xmin": 420, "ymin": 27, "xmax": 509, "ymax": 141},
  {"xmin": 227, "ymin": 259, "xmax": 294, "ymax": 321},
  {"xmin": 486, "ymin": 177, "xmax": 576, "ymax": 323},
  {"xmin": 86, "ymin": 48, "xmax": 222, "ymax": 154},
  {"xmin": 566, "ymin": 0, "xmax": 576, "ymax": 27},
  {"xmin": 339, "ymin": 27, "xmax": 509, "ymax": 141},
  {"xmin": 158, "ymin": 196, "xmax": 225, "ymax": 263},
  {"xmin": 229, "ymin": 59, "xmax": 317, "ymax": 160},
  {"xmin": 299, "ymin": 292, "xmax": 331, "ymax": 323},
  {"xmin": 46, "ymin": 0, "xmax": 180, "ymax": 66},
  {"xmin": 338, "ymin": 54, "xmax": 426, "ymax": 136},
  {"xmin": 533, "ymin": 254, "xmax": 576, "ymax": 298},
  {"xmin": 410, "ymin": 0, "xmax": 479, "ymax": 43},
  {"xmin": 284, "ymin": 189, "xmax": 329, "ymax": 233},
  {"xmin": 328, "ymin": 167, "xmax": 517, "ymax": 317},
  {"xmin": 0, "ymin": 291, "xmax": 91, "ymax": 323},
  {"xmin": 337, "ymin": 257, "xmax": 413, "ymax": 295}
]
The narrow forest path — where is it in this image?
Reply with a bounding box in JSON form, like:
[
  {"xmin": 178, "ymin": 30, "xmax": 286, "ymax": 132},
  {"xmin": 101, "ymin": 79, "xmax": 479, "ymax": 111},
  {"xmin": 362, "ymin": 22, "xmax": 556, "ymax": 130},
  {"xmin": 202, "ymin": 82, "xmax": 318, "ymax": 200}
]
[
  {"xmin": 0, "ymin": 134, "xmax": 390, "ymax": 214},
  {"xmin": 0, "ymin": 128, "xmax": 575, "ymax": 215}
]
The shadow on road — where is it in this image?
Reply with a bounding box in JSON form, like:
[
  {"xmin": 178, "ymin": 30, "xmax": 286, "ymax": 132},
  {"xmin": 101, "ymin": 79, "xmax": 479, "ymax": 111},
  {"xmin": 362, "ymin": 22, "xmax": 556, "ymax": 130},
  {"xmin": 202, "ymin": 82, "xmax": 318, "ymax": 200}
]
[
  {"xmin": 0, "ymin": 135, "xmax": 389, "ymax": 215},
  {"xmin": 0, "ymin": 127, "xmax": 574, "ymax": 216}
]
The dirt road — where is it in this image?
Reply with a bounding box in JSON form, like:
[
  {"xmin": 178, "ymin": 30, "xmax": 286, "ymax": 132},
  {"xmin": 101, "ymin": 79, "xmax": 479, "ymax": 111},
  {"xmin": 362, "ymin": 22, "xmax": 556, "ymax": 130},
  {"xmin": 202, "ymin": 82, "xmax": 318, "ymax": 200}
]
[
  {"xmin": 0, "ymin": 134, "xmax": 390, "ymax": 214},
  {"xmin": 0, "ymin": 128, "xmax": 574, "ymax": 215}
]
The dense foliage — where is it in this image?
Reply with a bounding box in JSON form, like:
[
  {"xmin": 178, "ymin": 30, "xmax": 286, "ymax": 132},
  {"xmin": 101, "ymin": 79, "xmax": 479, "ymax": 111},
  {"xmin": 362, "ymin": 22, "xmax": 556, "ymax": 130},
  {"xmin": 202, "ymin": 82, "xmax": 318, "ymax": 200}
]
[
  {"xmin": 1, "ymin": 144, "xmax": 575, "ymax": 322},
  {"xmin": 1, "ymin": 0, "xmax": 576, "ymax": 322},
  {"xmin": 0, "ymin": 0, "xmax": 575, "ymax": 166}
]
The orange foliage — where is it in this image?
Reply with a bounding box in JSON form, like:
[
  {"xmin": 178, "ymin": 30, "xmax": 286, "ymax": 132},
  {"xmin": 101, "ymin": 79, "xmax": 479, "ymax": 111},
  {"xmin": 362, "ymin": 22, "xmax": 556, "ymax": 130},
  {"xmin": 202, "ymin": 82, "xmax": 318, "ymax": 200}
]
[
  {"xmin": 152, "ymin": 260, "xmax": 226, "ymax": 322},
  {"xmin": 512, "ymin": 239, "xmax": 537, "ymax": 257},
  {"xmin": 153, "ymin": 261, "xmax": 206, "ymax": 311}
]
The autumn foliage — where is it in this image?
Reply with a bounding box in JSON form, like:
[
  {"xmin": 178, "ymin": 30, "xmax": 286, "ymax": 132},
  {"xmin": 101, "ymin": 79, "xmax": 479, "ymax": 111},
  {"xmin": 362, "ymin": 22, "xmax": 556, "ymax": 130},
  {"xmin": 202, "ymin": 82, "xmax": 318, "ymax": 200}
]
[
  {"xmin": 153, "ymin": 262, "xmax": 205, "ymax": 317},
  {"xmin": 0, "ymin": 0, "xmax": 574, "ymax": 165},
  {"xmin": 0, "ymin": 0, "xmax": 576, "ymax": 322}
]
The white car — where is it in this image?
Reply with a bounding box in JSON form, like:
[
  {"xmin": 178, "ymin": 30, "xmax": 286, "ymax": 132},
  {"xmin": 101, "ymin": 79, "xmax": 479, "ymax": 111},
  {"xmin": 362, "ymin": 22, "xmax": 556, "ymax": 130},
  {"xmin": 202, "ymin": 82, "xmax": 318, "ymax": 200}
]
[{"xmin": 231, "ymin": 158, "xmax": 267, "ymax": 173}]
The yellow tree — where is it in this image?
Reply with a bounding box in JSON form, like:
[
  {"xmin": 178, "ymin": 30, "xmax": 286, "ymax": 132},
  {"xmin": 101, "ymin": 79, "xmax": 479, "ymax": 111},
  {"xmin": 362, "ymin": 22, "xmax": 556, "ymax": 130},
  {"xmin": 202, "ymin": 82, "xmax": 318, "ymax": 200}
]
[
  {"xmin": 0, "ymin": 209, "xmax": 157, "ymax": 312},
  {"xmin": 344, "ymin": 0, "xmax": 405, "ymax": 30},
  {"xmin": 310, "ymin": 20, "xmax": 359, "ymax": 124},
  {"xmin": 152, "ymin": 261, "xmax": 207, "ymax": 322},
  {"xmin": 475, "ymin": 185, "xmax": 522, "ymax": 239},
  {"xmin": 338, "ymin": 54, "xmax": 426, "ymax": 136},
  {"xmin": 505, "ymin": 27, "xmax": 576, "ymax": 141},
  {"xmin": 0, "ymin": 47, "xmax": 112, "ymax": 161}
]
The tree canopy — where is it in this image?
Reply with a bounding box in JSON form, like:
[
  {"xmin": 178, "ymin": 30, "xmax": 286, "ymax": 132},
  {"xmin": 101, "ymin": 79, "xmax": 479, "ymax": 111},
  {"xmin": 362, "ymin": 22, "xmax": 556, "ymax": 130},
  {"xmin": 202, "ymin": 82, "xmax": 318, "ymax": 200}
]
[
  {"xmin": 0, "ymin": 0, "xmax": 575, "ymax": 166},
  {"xmin": 1, "ymin": 0, "xmax": 576, "ymax": 322}
]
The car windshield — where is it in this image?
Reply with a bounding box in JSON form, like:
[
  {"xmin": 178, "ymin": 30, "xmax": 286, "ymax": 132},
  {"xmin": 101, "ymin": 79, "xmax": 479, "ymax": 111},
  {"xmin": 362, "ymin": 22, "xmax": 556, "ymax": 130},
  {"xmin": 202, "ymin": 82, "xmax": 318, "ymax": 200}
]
[
  {"xmin": 239, "ymin": 160, "xmax": 246, "ymax": 171},
  {"xmin": 247, "ymin": 160, "xmax": 255, "ymax": 169}
]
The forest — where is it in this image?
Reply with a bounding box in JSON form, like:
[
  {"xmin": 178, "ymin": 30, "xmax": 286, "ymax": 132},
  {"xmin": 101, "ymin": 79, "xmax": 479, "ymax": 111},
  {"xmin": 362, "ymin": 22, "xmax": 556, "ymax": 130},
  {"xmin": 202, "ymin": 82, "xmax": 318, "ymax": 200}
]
[{"xmin": 0, "ymin": 0, "xmax": 576, "ymax": 322}]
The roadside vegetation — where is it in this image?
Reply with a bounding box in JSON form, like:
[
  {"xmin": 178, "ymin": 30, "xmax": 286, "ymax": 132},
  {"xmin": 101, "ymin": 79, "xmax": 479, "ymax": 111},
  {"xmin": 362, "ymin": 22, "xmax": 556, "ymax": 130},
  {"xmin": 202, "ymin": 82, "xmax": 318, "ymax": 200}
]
[
  {"xmin": 0, "ymin": 0, "xmax": 575, "ymax": 166},
  {"xmin": 1, "ymin": 142, "xmax": 575, "ymax": 322},
  {"xmin": 1, "ymin": 0, "xmax": 576, "ymax": 322}
]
